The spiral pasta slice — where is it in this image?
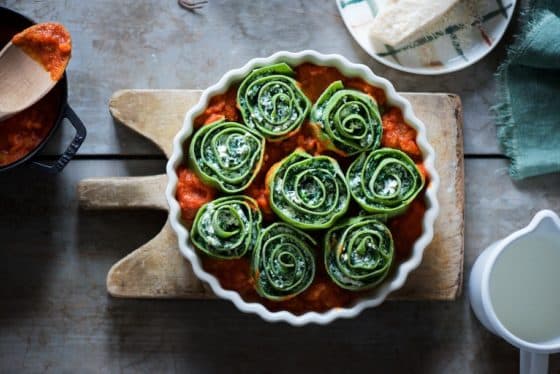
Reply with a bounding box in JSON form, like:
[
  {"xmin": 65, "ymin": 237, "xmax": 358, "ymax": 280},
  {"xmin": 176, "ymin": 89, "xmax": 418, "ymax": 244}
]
[
  {"xmin": 251, "ymin": 222, "xmax": 316, "ymax": 301},
  {"xmin": 347, "ymin": 148, "xmax": 424, "ymax": 216},
  {"xmin": 191, "ymin": 196, "xmax": 262, "ymax": 259},
  {"xmin": 188, "ymin": 120, "xmax": 265, "ymax": 193},
  {"xmin": 324, "ymin": 216, "xmax": 394, "ymax": 291},
  {"xmin": 266, "ymin": 148, "xmax": 350, "ymax": 230},
  {"xmin": 310, "ymin": 80, "xmax": 382, "ymax": 156},
  {"xmin": 237, "ymin": 63, "xmax": 311, "ymax": 141}
]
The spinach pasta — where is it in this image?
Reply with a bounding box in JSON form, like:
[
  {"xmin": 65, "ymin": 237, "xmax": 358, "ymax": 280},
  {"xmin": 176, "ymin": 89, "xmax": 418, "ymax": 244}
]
[
  {"xmin": 251, "ymin": 223, "xmax": 316, "ymax": 301},
  {"xmin": 191, "ymin": 196, "xmax": 262, "ymax": 259},
  {"xmin": 188, "ymin": 120, "xmax": 265, "ymax": 193},
  {"xmin": 176, "ymin": 61, "xmax": 430, "ymax": 313},
  {"xmin": 310, "ymin": 80, "xmax": 382, "ymax": 156},
  {"xmin": 324, "ymin": 216, "xmax": 394, "ymax": 290},
  {"xmin": 266, "ymin": 148, "xmax": 350, "ymax": 230},
  {"xmin": 237, "ymin": 63, "xmax": 311, "ymax": 141},
  {"xmin": 347, "ymin": 148, "xmax": 424, "ymax": 216}
]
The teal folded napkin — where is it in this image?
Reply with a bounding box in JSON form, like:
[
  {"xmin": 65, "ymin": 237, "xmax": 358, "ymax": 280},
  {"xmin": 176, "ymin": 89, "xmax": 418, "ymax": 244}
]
[{"xmin": 494, "ymin": 0, "xmax": 560, "ymax": 179}]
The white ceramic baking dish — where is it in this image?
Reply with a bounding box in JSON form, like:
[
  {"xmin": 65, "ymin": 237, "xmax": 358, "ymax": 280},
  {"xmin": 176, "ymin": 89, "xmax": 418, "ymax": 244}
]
[{"xmin": 166, "ymin": 50, "xmax": 440, "ymax": 326}]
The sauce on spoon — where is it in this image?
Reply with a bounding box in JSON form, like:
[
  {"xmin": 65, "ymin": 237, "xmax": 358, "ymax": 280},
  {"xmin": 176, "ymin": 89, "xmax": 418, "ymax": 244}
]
[{"xmin": 11, "ymin": 22, "xmax": 71, "ymax": 81}]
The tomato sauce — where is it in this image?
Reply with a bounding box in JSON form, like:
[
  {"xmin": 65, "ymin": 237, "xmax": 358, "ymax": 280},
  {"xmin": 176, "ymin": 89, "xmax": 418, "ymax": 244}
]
[
  {"xmin": 12, "ymin": 22, "xmax": 71, "ymax": 81},
  {"xmin": 180, "ymin": 63, "xmax": 427, "ymax": 314},
  {"xmin": 0, "ymin": 83, "xmax": 61, "ymax": 167},
  {"xmin": 0, "ymin": 22, "xmax": 71, "ymax": 167},
  {"xmin": 193, "ymin": 85, "xmax": 240, "ymax": 128},
  {"xmin": 382, "ymin": 107, "xmax": 422, "ymax": 160},
  {"xmin": 176, "ymin": 167, "xmax": 216, "ymax": 224},
  {"xmin": 389, "ymin": 198, "xmax": 427, "ymax": 261},
  {"xmin": 295, "ymin": 63, "xmax": 387, "ymax": 105},
  {"xmin": 202, "ymin": 254, "xmax": 364, "ymax": 314}
]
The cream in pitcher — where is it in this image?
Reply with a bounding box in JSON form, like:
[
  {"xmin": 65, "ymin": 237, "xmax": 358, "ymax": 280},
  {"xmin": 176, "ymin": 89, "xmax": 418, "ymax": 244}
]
[
  {"xmin": 470, "ymin": 210, "xmax": 560, "ymax": 374},
  {"xmin": 490, "ymin": 234, "xmax": 560, "ymax": 344}
]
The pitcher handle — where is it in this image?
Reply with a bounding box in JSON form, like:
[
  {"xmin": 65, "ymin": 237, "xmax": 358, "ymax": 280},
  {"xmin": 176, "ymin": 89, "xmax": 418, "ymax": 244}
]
[{"xmin": 520, "ymin": 351, "xmax": 548, "ymax": 374}]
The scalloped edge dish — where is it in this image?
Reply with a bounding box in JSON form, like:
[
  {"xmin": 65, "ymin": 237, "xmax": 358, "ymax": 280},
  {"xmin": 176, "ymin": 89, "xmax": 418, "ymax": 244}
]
[{"xmin": 166, "ymin": 50, "xmax": 440, "ymax": 325}]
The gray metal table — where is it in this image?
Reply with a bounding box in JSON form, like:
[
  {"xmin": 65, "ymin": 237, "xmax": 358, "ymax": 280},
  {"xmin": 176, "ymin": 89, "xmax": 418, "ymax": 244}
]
[{"xmin": 0, "ymin": 0, "xmax": 559, "ymax": 372}]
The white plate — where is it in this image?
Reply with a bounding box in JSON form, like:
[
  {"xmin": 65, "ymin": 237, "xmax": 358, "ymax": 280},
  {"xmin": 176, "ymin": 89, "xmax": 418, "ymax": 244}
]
[
  {"xmin": 337, "ymin": 0, "xmax": 516, "ymax": 75},
  {"xmin": 166, "ymin": 51, "xmax": 440, "ymax": 325}
]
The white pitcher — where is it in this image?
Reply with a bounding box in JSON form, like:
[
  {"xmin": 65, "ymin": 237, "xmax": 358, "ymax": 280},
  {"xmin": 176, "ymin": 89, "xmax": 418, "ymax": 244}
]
[{"xmin": 469, "ymin": 209, "xmax": 560, "ymax": 374}]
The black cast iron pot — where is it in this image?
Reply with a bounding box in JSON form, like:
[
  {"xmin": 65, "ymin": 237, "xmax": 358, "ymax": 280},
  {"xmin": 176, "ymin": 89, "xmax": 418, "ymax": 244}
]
[{"xmin": 0, "ymin": 6, "xmax": 86, "ymax": 173}]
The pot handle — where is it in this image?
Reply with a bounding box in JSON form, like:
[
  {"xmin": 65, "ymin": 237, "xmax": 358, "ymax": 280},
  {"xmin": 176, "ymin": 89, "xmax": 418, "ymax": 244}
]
[{"xmin": 32, "ymin": 105, "xmax": 87, "ymax": 173}]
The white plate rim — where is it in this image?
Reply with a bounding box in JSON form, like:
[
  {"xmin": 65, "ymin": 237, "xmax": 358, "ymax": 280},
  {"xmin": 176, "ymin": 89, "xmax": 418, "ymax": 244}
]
[{"xmin": 336, "ymin": 0, "xmax": 517, "ymax": 75}]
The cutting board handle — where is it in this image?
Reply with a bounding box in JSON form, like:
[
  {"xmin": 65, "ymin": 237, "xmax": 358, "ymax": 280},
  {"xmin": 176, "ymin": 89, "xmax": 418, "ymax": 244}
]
[
  {"xmin": 78, "ymin": 174, "xmax": 168, "ymax": 210},
  {"xmin": 87, "ymin": 89, "xmax": 464, "ymax": 301},
  {"xmin": 109, "ymin": 89, "xmax": 202, "ymax": 158}
]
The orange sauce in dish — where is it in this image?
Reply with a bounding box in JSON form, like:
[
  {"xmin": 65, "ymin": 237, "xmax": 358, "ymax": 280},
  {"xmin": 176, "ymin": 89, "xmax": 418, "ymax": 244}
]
[
  {"xmin": 382, "ymin": 107, "xmax": 422, "ymax": 160},
  {"xmin": 176, "ymin": 167, "xmax": 216, "ymax": 224},
  {"xmin": 193, "ymin": 86, "xmax": 240, "ymax": 128}
]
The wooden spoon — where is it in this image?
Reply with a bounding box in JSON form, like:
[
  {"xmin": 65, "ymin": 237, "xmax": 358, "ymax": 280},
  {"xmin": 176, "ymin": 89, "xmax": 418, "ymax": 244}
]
[{"xmin": 0, "ymin": 23, "xmax": 71, "ymax": 122}]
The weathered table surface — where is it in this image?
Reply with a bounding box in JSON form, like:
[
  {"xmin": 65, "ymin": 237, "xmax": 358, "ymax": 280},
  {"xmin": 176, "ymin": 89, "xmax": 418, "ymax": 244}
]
[{"xmin": 0, "ymin": 0, "xmax": 559, "ymax": 372}]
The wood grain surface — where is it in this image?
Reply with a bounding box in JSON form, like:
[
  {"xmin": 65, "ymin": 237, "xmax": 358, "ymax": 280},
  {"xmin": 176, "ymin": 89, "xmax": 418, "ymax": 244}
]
[
  {"xmin": 4, "ymin": 1, "xmax": 560, "ymax": 372},
  {"xmin": 78, "ymin": 90, "xmax": 464, "ymax": 301},
  {"xmin": 4, "ymin": 158, "xmax": 560, "ymax": 373},
  {"xmin": 6, "ymin": 0, "xmax": 509, "ymax": 157}
]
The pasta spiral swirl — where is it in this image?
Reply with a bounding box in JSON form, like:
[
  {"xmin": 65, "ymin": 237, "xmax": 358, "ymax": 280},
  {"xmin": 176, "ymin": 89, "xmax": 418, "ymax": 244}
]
[
  {"xmin": 188, "ymin": 120, "xmax": 265, "ymax": 193},
  {"xmin": 324, "ymin": 216, "xmax": 394, "ymax": 290},
  {"xmin": 251, "ymin": 223, "xmax": 316, "ymax": 301},
  {"xmin": 191, "ymin": 196, "xmax": 262, "ymax": 259},
  {"xmin": 266, "ymin": 149, "xmax": 350, "ymax": 230},
  {"xmin": 347, "ymin": 148, "xmax": 424, "ymax": 216},
  {"xmin": 310, "ymin": 80, "xmax": 382, "ymax": 156},
  {"xmin": 237, "ymin": 63, "xmax": 311, "ymax": 141}
]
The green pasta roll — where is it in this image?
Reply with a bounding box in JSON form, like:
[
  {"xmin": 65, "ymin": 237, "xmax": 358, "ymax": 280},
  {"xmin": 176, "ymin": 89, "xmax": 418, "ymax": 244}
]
[
  {"xmin": 324, "ymin": 216, "xmax": 394, "ymax": 291},
  {"xmin": 188, "ymin": 119, "xmax": 265, "ymax": 193},
  {"xmin": 191, "ymin": 196, "xmax": 262, "ymax": 259},
  {"xmin": 347, "ymin": 148, "xmax": 424, "ymax": 216},
  {"xmin": 266, "ymin": 148, "xmax": 350, "ymax": 230},
  {"xmin": 251, "ymin": 222, "xmax": 316, "ymax": 301},
  {"xmin": 310, "ymin": 81, "xmax": 382, "ymax": 156},
  {"xmin": 237, "ymin": 63, "xmax": 311, "ymax": 141}
]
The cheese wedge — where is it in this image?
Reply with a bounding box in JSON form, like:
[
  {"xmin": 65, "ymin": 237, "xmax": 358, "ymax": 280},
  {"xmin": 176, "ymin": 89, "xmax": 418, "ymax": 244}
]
[{"xmin": 369, "ymin": 0, "xmax": 461, "ymax": 46}]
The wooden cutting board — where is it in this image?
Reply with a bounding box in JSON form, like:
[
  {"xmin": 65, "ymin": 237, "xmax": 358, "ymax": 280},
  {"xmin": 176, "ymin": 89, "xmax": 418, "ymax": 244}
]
[{"xmin": 78, "ymin": 89, "xmax": 464, "ymax": 300}]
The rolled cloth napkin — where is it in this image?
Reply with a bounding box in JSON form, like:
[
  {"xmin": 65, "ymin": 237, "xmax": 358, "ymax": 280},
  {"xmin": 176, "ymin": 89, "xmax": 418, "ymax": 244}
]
[{"xmin": 494, "ymin": 0, "xmax": 560, "ymax": 179}]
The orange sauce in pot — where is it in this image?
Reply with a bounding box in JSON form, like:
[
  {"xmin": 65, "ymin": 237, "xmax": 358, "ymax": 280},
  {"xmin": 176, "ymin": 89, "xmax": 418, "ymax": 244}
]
[
  {"xmin": 180, "ymin": 63, "xmax": 427, "ymax": 314},
  {"xmin": 0, "ymin": 22, "xmax": 71, "ymax": 167},
  {"xmin": 0, "ymin": 86, "xmax": 60, "ymax": 167}
]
